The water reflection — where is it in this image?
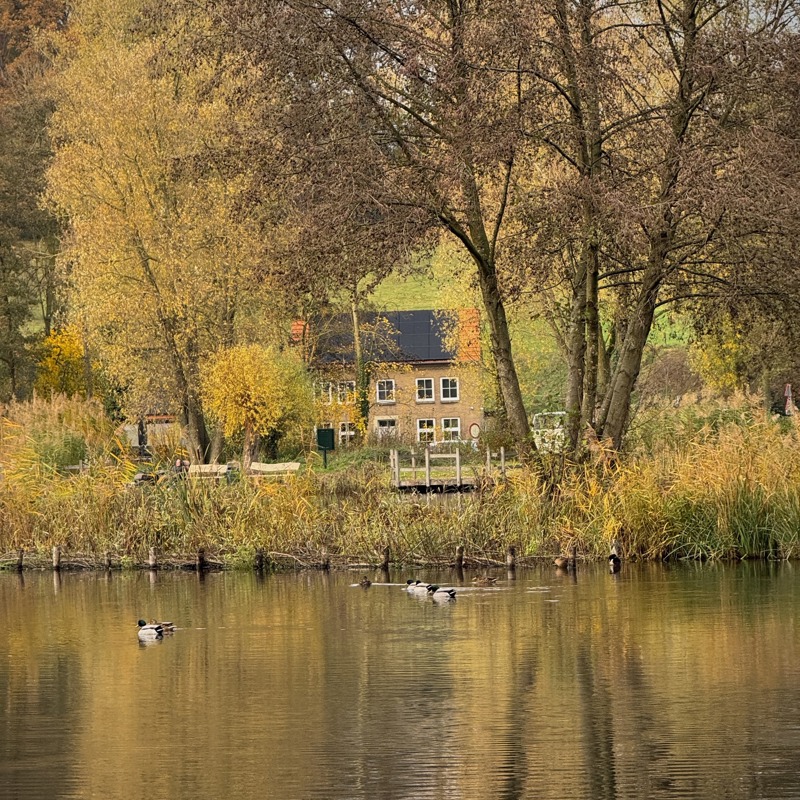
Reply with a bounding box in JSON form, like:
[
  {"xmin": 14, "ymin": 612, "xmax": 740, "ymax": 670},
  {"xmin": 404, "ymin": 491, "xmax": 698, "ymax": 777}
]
[{"xmin": 1, "ymin": 563, "xmax": 800, "ymax": 799}]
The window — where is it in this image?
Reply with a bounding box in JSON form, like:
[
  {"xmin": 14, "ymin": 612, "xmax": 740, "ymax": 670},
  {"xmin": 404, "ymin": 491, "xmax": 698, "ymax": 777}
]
[
  {"xmin": 417, "ymin": 418, "xmax": 435, "ymax": 443},
  {"xmin": 337, "ymin": 381, "xmax": 356, "ymax": 403},
  {"xmin": 441, "ymin": 377, "xmax": 459, "ymax": 402},
  {"xmin": 376, "ymin": 418, "xmax": 397, "ymax": 439},
  {"xmin": 317, "ymin": 381, "xmax": 333, "ymax": 404},
  {"xmin": 339, "ymin": 421, "xmax": 356, "ymax": 445},
  {"xmin": 376, "ymin": 379, "xmax": 395, "ymax": 404},
  {"xmin": 416, "ymin": 378, "xmax": 434, "ymax": 403},
  {"xmin": 441, "ymin": 418, "xmax": 461, "ymax": 441}
]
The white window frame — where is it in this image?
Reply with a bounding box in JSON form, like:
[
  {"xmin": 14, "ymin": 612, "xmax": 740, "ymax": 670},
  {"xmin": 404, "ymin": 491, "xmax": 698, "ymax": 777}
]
[
  {"xmin": 317, "ymin": 381, "xmax": 333, "ymax": 404},
  {"xmin": 441, "ymin": 417, "xmax": 461, "ymax": 441},
  {"xmin": 416, "ymin": 377, "xmax": 434, "ymax": 403},
  {"xmin": 375, "ymin": 417, "xmax": 397, "ymax": 439},
  {"xmin": 417, "ymin": 418, "xmax": 435, "ymax": 443},
  {"xmin": 440, "ymin": 377, "xmax": 459, "ymax": 403},
  {"xmin": 339, "ymin": 421, "xmax": 356, "ymax": 445},
  {"xmin": 337, "ymin": 380, "xmax": 356, "ymax": 403},
  {"xmin": 376, "ymin": 379, "xmax": 396, "ymax": 404}
]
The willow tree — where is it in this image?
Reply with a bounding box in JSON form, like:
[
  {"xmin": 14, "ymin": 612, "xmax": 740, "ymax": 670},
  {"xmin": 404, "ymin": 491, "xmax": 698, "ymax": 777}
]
[
  {"xmin": 202, "ymin": 345, "xmax": 314, "ymax": 469},
  {"xmin": 46, "ymin": 0, "xmax": 269, "ymax": 461}
]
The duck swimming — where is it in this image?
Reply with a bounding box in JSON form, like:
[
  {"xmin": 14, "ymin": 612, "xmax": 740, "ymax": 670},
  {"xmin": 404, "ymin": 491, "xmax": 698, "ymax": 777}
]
[
  {"xmin": 554, "ymin": 544, "xmax": 577, "ymax": 571},
  {"xmin": 609, "ymin": 540, "xmax": 621, "ymax": 573},
  {"xmin": 137, "ymin": 620, "xmax": 164, "ymax": 640},
  {"xmin": 359, "ymin": 576, "xmax": 372, "ymax": 588},
  {"xmin": 427, "ymin": 585, "xmax": 457, "ymax": 602},
  {"xmin": 405, "ymin": 579, "xmax": 432, "ymax": 595},
  {"xmin": 149, "ymin": 619, "xmax": 176, "ymax": 632}
]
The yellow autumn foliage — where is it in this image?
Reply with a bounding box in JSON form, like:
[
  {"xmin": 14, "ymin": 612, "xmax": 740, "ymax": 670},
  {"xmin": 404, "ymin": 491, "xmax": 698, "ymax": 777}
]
[
  {"xmin": 45, "ymin": 0, "xmax": 280, "ymax": 444},
  {"xmin": 202, "ymin": 345, "xmax": 314, "ymax": 442},
  {"xmin": 35, "ymin": 327, "xmax": 90, "ymax": 398}
]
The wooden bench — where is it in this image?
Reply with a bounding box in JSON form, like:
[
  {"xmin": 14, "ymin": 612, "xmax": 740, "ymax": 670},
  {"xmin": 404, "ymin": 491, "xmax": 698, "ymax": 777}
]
[
  {"xmin": 248, "ymin": 461, "xmax": 301, "ymax": 479},
  {"xmin": 187, "ymin": 464, "xmax": 231, "ymax": 480}
]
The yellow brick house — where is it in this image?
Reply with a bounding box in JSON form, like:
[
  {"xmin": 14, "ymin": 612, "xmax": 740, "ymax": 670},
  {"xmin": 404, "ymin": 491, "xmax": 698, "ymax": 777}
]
[{"xmin": 296, "ymin": 309, "xmax": 484, "ymax": 446}]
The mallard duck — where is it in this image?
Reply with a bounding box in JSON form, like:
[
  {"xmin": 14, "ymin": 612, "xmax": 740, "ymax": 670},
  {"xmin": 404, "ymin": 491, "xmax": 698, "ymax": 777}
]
[
  {"xmin": 609, "ymin": 540, "xmax": 621, "ymax": 573},
  {"xmin": 359, "ymin": 576, "xmax": 372, "ymax": 588},
  {"xmin": 554, "ymin": 545, "xmax": 577, "ymax": 571},
  {"xmin": 405, "ymin": 579, "xmax": 432, "ymax": 594},
  {"xmin": 427, "ymin": 585, "xmax": 457, "ymax": 602},
  {"xmin": 471, "ymin": 576, "xmax": 498, "ymax": 586},
  {"xmin": 137, "ymin": 620, "xmax": 164, "ymax": 640},
  {"xmin": 149, "ymin": 619, "xmax": 176, "ymax": 632}
]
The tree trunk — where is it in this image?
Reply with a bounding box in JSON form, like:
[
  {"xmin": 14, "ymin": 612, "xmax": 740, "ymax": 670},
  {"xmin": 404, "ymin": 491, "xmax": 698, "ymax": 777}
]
[
  {"xmin": 553, "ymin": 0, "xmax": 603, "ymax": 452},
  {"xmin": 351, "ymin": 296, "xmax": 370, "ymax": 437},
  {"xmin": 445, "ymin": 6, "xmax": 535, "ymax": 468},
  {"xmin": 242, "ymin": 421, "xmax": 254, "ymax": 472},
  {"xmin": 596, "ymin": 264, "xmax": 663, "ymax": 448},
  {"xmin": 581, "ymin": 244, "xmax": 600, "ymax": 429},
  {"xmin": 475, "ymin": 252, "xmax": 534, "ymax": 464},
  {"xmin": 134, "ymin": 237, "xmax": 211, "ymax": 462},
  {"xmin": 564, "ymin": 253, "xmax": 588, "ymax": 451}
]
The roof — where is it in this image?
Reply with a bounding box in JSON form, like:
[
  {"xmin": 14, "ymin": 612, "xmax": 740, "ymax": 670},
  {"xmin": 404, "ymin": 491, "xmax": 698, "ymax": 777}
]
[{"xmin": 302, "ymin": 309, "xmax": 480, "ymax": 366}]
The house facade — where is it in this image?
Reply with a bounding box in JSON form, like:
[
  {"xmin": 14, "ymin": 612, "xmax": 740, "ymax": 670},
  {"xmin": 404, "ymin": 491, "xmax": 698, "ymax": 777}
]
[{"xmin": 304, "ymin": 309, "xmax": 484, "ymax": 446}]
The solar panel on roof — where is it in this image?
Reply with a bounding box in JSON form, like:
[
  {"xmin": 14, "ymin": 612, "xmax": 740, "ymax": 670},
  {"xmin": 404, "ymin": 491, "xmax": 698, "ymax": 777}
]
[{"xmin": 314, "ymin": 310, "xmax": 457, "ymax": 363}]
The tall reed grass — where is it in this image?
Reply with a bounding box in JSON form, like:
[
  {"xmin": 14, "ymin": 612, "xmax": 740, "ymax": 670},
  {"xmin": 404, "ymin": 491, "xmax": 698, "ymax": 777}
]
[{"xmin": 2, "ymin": 394, "xmax": 799, "ymax": 567}]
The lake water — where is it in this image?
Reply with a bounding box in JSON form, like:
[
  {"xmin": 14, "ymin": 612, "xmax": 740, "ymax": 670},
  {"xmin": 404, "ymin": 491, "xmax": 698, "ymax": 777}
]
[{"xmin": 1, "ymin": 562, "xmax": 799, "ymax": 799}]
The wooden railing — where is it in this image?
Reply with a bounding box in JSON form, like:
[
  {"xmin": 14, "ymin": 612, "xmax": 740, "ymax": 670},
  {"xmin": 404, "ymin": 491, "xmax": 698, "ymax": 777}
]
[{"xmin": 388, "ymin": 446, "xmax": 507, "ymax": 490}]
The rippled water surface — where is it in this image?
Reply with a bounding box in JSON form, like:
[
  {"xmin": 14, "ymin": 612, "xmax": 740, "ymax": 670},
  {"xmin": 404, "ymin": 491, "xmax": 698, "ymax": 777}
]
[{"xmin": 1, "ymin": 562, "xmax": 800, "ymax": 799}]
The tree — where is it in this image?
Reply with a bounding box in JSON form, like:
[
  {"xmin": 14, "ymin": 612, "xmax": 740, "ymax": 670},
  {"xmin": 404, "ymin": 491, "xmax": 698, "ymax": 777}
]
[
  {"xmin": 509, "ymin": 0, "xmax": 800, "ymax": 450},
  {"xmin": 201, "ymin": 344, "xmax": 314, "ymax": 469},
  {"xmin": 0, "ymin": 0, "xmax": 66, "ymax": 399},
  {"xmin": 202, "ymin": 0, "xmax": 543, "ymax": 465},
  {"xmin": 46, "ymin": 0, "xmax": 272, "ymax": 461},
  {"xmin": 34, "ymin": 326, "xmax": 92, "ymax": 397}
]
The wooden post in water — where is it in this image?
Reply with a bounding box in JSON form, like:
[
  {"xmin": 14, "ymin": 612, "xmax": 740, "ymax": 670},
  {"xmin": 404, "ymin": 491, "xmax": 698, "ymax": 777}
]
[
  {"xmin": 148, "ymin": 547, "xmax": 157, "ymax": 570},
  {"xmin": 381, "ymin": 545, "xmax": 391, "ymax": 572},
  {"xmin": 104, "ymin": 551, "xmax": 112, "ymax": 570},
  {"xmin": 321, "ymin": 546, "xmax": 330, "ymax": 571},
  {"xmin": 197, "ymin": 548, "xmax": 207, "ymax": 571},
  {"xmin": 506, "ymin": 545, "xmax": 516, "ymax": 571},
  {"xmin": 455, "ymin": 449, "xmax": 462, "ymax": 488},
  {"xmin": 52, "ymin": 545, "xmax": 61, "ymax": 571},
  {"xmin": 255, "ymin": 548, "xmax": 265, "ymax": 572},
  {"xmin": 16, "ymin": 549, "xmax": 24, "ymax": 572},
  {"xmin": 455, "ymin": 544, "xmax": 464, "ymax": 569},
  {"xmin": 425, "ymin": 446, "xmax": 431, "ymax": 488}
]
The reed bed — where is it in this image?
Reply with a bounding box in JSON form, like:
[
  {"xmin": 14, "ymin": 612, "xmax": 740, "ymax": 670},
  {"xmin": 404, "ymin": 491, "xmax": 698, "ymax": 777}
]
[{"xmin": 2, "ymin": 395, "xmax": 800, "ymax": 569}]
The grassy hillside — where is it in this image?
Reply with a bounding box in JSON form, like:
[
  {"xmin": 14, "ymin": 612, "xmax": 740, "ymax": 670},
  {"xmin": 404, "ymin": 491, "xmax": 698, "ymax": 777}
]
[
  {"xmin": 368, "ymin": 257, "xmax": 697, "ymax": 416},
  {"xmin": 368, "ymin": 255, "xmax": 568, "ymax": 413}
]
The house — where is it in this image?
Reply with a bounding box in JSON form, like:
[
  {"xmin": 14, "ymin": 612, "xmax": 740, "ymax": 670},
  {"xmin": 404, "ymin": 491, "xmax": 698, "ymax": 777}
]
[{"xmin": 295, "ymin": 309, "xmax": 484, "ymax": 446}]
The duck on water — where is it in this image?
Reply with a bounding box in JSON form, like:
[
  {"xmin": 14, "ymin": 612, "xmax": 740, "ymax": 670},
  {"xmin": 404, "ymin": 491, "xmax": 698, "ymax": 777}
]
[{"xmin": 137, "ymin": 619, "xmax": 175, "ymax": 640}]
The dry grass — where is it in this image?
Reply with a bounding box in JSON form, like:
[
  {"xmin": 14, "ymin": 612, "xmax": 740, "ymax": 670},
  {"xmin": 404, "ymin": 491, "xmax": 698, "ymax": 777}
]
[{"xmin": 2, "ymin": 395, "xmax": 800, "ymax": 568}]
